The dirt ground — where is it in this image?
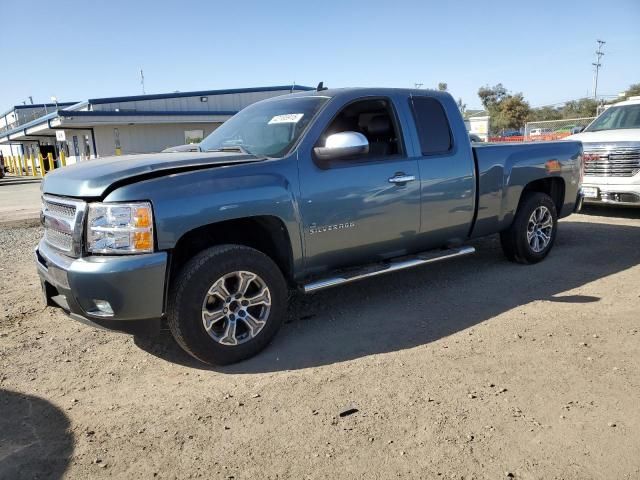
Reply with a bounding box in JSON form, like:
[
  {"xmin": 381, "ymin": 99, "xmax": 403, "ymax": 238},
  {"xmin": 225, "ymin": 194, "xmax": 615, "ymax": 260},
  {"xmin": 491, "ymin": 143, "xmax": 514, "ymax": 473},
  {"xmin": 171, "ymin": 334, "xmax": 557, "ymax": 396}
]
[{"xmin": 1, "ymin": 206, "xmax": 639, "ymax": 480}]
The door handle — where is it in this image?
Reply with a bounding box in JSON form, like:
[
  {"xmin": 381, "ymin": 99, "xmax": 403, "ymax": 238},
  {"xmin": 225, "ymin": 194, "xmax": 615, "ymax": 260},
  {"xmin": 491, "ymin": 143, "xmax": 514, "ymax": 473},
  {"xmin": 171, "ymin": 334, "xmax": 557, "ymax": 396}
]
[{"xmin": 388, "ymin": 174, "xmax": 416, "ymax": 184}]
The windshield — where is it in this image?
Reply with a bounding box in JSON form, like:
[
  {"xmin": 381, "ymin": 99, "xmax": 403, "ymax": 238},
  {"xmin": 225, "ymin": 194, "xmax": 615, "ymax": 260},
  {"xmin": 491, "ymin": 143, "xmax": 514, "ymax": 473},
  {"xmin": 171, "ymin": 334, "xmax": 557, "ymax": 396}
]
[
  {"xmin": 199, "ymin": 96, "xmax": 329, "ymax": 158},
  {"xmin": 585, "ymin": 104, "xmax": 640, "ymax": 132}
]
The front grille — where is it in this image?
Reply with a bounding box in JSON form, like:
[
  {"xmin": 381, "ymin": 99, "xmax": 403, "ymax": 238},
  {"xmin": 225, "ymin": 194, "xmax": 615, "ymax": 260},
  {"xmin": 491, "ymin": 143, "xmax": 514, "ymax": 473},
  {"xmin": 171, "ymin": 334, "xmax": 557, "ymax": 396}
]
[
  {"xmin": 45, "ymin": 228, "xmax": 73, "ymax": 251},
  {"xmin": 42, "ymin": 195, "xmax": 86, "ymax": 256},
  {"xmin": 584, "ymin": 146, "xmax": 640, "ymax": 177},
  {"xmin": 44, "ymin": 200, "xmax": 76, "ymax": 219}
]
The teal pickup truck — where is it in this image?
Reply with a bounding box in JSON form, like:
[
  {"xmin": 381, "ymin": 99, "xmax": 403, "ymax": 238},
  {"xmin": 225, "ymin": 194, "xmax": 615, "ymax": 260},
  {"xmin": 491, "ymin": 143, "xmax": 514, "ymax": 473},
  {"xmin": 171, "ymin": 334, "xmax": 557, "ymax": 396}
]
[{"xmin": 37, "ymin": 87, "xmax": 584, "ymax": 365}]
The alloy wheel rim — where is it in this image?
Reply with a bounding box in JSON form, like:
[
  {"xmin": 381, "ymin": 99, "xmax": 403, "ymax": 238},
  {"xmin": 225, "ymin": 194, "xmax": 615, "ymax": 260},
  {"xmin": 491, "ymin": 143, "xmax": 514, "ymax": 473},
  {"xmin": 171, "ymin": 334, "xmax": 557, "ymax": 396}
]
[
  {"xmin": 201, "ymin": 271, "xmax": 271, "ymax": 346},
  {"xmin": 527, "ymin": 206, "xmax": 553, "ymax": 253}
]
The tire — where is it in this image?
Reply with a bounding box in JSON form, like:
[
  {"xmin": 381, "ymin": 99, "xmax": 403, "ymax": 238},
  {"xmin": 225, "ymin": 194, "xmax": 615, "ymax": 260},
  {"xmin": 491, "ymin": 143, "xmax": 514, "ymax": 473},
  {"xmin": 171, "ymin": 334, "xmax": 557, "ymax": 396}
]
[
  {"xmin": 500, "ymin": 192, "xmax": 558, "ymax": 264},
  {"xmin": 167, "ymin": 244, "xmax": 288, "ymax": 365}
]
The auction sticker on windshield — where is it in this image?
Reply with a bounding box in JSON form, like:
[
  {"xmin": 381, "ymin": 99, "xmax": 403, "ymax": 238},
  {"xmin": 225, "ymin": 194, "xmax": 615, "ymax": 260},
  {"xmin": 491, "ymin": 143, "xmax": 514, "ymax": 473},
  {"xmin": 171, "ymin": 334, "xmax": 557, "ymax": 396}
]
[{"xmin": 268, "ymin": 113, "xmax": 304, "ymax": 124}]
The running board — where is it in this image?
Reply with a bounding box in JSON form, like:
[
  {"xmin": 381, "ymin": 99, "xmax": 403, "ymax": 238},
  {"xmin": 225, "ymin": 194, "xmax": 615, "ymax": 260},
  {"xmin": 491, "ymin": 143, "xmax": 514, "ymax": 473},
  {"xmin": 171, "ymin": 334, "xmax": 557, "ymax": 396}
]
[{"xmin": 302, "ymin": 246, "xmax": 475, "ymax": 293}]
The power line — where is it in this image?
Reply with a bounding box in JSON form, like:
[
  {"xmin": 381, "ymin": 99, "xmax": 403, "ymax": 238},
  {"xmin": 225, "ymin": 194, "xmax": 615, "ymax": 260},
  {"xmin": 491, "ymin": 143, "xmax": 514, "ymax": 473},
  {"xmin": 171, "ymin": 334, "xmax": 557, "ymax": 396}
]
[{"xmin": 592, "ymin": 39, "xmax": 605, "ymax": 100}]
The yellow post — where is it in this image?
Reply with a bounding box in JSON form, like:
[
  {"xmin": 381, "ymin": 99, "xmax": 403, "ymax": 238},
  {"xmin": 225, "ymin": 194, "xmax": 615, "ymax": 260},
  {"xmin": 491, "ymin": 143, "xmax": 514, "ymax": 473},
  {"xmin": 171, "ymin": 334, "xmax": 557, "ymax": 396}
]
[
  {"xmin": 47, "ymin": 153, "xmax": 55, "ymax": 172},
  {"xmin": 38, "ymin": 153, "xmax": 45, "ymax": 177},
  {"xmin": 30, "ymin": 154, "xmax": 37, "ymax": 177},
  {"xmin": 15, "ymin": 155, "xmax": 20, "ymax": 175},
  {"xmin": 60, "ymin": 150, "xmax": 66, "ymax": 167},
  {"xmin": 7, "ymin": 156, "xmax": 13, "ymax": 174}
]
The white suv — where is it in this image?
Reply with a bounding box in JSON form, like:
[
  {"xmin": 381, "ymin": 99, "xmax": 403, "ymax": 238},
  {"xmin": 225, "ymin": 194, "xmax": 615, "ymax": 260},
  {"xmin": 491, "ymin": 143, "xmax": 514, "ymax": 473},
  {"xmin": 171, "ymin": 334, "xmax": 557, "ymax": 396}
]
[{"xmin": 566, "ymin": 96, "xmax": 640, "ymax": 206}]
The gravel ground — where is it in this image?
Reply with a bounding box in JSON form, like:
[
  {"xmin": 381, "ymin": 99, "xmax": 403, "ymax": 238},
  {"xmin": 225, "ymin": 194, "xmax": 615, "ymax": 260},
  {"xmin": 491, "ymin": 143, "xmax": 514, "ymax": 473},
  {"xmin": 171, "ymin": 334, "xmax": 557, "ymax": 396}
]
[{"xmin": 0, "ymin": 206, "xmax": 639, "ymax": 480}]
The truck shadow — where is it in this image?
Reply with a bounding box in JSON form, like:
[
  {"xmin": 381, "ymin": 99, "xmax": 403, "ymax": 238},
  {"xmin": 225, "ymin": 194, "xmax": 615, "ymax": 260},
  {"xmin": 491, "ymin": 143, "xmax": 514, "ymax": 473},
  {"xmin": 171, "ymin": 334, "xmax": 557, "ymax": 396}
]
[
  {"xmin": 0, "ymin": 389, "xmax": 73, "ymax": 480},
  {"xmin": 135, "ymin": 219, "xmax": 640, "ymax": 373},
  {"xmin": 580, "ymin": 204, "xmax": 640, "ymax": 220}
]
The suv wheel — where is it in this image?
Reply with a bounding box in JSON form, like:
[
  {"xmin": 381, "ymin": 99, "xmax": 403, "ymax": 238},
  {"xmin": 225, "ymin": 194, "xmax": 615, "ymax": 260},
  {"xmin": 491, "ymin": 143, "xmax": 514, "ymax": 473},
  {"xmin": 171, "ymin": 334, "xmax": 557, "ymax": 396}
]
[
  {"xmin": 167, "ymin": 245, "xmax": 287, "ymax": 365},
  {"xmin": 500, "ymin": 192, "xmax": 558, "ymax": 264}
]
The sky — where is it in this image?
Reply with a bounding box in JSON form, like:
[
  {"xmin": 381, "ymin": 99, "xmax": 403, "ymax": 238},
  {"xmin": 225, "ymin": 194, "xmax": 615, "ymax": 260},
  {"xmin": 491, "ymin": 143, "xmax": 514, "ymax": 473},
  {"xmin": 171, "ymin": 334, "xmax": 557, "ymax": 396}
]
[{"xmin": 1, "ymin": 0, "xmax": 639, "ymax": 112}]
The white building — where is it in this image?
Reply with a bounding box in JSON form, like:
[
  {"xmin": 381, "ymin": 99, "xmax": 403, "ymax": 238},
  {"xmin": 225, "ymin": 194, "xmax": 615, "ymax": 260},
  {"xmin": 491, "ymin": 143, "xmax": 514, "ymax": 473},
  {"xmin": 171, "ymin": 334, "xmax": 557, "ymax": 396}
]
[{"xmin": 0, "ymin": 85, "xmax": 312, "ymax": 166}]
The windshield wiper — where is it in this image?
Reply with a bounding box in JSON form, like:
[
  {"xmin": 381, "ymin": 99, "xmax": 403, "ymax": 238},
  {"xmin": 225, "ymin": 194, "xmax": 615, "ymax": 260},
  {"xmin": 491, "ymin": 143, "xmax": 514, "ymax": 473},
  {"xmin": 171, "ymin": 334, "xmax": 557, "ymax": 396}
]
[{"xmin": 206, "ymin": 145, "xmax": 255, "ymax": 155}]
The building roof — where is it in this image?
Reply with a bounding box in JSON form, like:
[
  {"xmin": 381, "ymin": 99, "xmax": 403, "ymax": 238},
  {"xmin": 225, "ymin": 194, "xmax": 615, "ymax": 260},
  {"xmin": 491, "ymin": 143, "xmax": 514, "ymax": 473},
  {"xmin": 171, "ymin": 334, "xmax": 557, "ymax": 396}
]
[
  {"xmin": 0, "ymin": 85, "xmax": 313, "ymax": 143},
  {"xmin": 1, "ymin": 102, "xmax": 77, "ymax": 119}
]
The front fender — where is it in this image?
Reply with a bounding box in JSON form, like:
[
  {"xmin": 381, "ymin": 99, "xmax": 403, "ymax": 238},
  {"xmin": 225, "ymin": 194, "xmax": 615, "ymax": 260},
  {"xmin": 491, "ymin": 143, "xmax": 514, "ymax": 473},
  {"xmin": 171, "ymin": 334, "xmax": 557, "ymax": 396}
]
[{"xmin": 103, "ymin": 158, "xmax": 304, "ymax": 273}]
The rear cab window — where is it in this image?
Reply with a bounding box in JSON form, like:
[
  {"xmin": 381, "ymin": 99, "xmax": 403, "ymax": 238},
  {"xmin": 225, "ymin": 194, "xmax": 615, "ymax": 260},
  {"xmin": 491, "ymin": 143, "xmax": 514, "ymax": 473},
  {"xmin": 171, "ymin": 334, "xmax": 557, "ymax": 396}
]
[{"xmin": 409, "ymin": 96, "xmax": 453, "ymax": 155}]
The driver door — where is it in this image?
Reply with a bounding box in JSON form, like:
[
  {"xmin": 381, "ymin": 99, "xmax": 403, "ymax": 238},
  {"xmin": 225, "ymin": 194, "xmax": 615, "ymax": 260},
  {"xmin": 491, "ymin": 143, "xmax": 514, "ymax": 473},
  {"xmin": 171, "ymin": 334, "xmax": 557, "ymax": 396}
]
[{"xmin": 297, "ymin": 96, "xmax": 421, "ymax": 275}]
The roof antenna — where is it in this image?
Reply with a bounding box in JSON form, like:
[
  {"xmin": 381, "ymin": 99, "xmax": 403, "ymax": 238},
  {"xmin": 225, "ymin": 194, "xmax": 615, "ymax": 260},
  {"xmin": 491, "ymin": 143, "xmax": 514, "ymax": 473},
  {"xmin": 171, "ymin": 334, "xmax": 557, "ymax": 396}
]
[
  {"xmin": 290, "ymin": 81, "xmax": 296, "ymax": 93},
  {"xmin": 316, "ymin": 81, "xmax": 328, "ymax": 91}
]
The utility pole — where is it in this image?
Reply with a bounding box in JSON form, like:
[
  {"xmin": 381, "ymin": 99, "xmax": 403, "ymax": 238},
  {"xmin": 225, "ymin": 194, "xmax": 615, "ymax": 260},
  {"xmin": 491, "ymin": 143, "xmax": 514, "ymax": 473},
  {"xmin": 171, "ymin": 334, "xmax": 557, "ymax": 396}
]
[
  {"xmin": 140, "ymin": 68, "xmax": 146, "ymax": 95},
  {"xmin": 592, "ymin": 39, "xmax": 605, "ymax": 100}
]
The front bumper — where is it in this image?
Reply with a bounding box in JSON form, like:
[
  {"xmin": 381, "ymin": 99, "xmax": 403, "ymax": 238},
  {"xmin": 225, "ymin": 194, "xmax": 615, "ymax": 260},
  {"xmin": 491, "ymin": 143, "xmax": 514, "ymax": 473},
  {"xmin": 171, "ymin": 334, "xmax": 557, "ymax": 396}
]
[
  {"xmin": 35, "ymin": 239, "xmax": 168, "ymax": 327},
  {"xmin": 581, "ymin": 183, "xmax": 640, "ymax": 206}
]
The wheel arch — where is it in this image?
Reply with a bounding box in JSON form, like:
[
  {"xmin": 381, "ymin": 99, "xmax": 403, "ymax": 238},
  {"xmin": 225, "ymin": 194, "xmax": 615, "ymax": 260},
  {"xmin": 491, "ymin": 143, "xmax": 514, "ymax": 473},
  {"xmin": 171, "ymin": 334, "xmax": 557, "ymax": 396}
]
[
  {"xmin": 168, "ymin": 215, "xmax": 296, "ymax": 287},
  {"xmin": 518, "ymin": 177, "xmax": 565, "ymax": 216}
]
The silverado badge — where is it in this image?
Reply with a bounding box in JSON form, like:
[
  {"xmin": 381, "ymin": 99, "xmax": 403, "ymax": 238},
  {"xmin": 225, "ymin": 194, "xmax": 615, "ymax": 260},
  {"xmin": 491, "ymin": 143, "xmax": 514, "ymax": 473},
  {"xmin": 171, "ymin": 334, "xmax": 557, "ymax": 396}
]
[{"xmin": 309, "ymin": 222, "xmax": 356, "ymax": 235}]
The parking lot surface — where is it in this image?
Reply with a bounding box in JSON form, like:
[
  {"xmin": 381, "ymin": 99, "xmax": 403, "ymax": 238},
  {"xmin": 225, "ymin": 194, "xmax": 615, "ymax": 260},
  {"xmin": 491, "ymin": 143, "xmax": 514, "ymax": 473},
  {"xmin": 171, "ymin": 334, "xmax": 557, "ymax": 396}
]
[
  {"xmin": 0, "ymin": 176, "xmax": 42, "ymax": 225},
  {"xmin": 0, "ymin": 207, "xmax": 639, "ymax": 479}
]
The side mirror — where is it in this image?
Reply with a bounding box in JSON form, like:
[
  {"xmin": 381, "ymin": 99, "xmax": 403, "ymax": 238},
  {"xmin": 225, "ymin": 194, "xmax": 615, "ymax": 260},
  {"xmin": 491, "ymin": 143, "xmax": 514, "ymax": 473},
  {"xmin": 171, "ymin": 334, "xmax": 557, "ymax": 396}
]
[
  {"xmin": 572, "ymin": 126, "xmax": 585, "ymax": 134},
  {"xmin": 314, "ymin": 131, "xmax": 369, "ymax": 161}
]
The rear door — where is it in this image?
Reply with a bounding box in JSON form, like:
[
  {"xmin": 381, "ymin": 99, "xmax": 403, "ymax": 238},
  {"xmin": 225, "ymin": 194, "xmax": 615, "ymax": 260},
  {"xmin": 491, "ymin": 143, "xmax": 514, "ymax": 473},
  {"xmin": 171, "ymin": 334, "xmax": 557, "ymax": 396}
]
[{"xmin": 408, "ymin": 94, "xmax": 476, "ymax": 247}]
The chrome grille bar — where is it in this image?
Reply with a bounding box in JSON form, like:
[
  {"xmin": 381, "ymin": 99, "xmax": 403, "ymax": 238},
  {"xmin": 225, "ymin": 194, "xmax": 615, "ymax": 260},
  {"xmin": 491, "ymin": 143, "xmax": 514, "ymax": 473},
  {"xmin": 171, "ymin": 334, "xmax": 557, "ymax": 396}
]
[
  {"xmin": 583, "ymin": 145, "xmax": 640, "ymax": 177},
  {"xmin": 42, "ymin": 195, "xmax": 87, "ymax": 257}
]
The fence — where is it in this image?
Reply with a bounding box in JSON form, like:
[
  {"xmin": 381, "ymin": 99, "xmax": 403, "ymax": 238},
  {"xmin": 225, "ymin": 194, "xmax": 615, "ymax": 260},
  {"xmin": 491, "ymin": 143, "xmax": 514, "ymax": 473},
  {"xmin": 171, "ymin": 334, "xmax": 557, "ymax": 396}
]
[
  {"xmin": 523, "ymin": 117, "xmax": 596, "ymax": 141},
  {"xmin": 487, "ymin": 117, "xmax": 596, "ymax": 142}
]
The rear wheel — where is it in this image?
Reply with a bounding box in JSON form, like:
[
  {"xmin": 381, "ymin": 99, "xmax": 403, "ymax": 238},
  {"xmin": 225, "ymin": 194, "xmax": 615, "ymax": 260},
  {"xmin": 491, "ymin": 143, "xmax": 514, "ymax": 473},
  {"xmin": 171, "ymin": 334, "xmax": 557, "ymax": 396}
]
[
  {"xmin": 500, "ymin": 192, "xmax": 558, "ymax": 264},
  {"xmin": 167, "ymin": 245, "xmax": 287, "ymax": 365}
]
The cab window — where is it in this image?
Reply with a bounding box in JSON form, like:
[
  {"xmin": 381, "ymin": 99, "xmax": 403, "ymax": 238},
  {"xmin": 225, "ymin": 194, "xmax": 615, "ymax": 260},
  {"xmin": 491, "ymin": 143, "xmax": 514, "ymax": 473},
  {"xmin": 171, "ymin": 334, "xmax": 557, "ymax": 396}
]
[
  {"xmin": 317, "ymin": 98, "xmax": 404, "ymax": 161},
  {"xmin": 410, "ymin": 96, "xmax": 452, "ymax": 155}
]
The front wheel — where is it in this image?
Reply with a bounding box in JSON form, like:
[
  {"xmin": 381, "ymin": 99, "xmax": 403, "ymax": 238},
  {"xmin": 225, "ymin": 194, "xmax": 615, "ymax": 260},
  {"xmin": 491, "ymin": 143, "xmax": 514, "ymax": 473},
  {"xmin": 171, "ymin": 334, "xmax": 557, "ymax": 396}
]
[
  {"xmin": 500, "ymin": 192, "xmax": 558, "ymax": 264},
  {"xmin": 167, "ymin": 245, "xmax": 288, "ymax": 365}
]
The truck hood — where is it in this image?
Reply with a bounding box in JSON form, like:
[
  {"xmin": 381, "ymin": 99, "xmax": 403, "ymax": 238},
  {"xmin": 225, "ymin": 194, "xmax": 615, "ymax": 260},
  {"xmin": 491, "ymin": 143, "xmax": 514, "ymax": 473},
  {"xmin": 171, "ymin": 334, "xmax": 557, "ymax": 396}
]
[
  {"xmin": 565, "ymin": 129, "xmax": 640, "ymax": 143},
  {"xmin": 42, "ymin": 151, "xmax": 264, "ymax": 198}
]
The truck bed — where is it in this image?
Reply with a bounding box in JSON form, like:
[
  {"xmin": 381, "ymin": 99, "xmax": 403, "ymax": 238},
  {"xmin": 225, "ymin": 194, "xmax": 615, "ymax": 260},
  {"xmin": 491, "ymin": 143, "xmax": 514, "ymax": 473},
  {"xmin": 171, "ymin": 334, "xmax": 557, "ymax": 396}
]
[{"xmin": 471, "ymin": 141, "xmax": 583, "ymax": 238}]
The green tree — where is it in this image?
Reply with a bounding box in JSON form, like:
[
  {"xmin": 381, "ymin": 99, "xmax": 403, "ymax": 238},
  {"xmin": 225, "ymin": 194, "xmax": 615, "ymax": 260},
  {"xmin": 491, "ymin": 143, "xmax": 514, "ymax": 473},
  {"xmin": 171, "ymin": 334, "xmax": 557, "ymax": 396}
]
[
  {"xmin": 437, "ymin": 82, "xmax": 448, "ymax": 91},
  {"xmin": 528, "ymin": 106, "xmax": 563, "ymax": 122},
  {"xmin": 494, "ymin": 94, "xmax": 530, "ymax": 131},
  {"xmin": 619, "ymin": 83, "xmax": 640, "ymax": 100},
  {"xmin": 477, "ymin": 84, "xmax": 508, "ymax": 111},
  {"xmin": 562, "ymin": 98, "xmax": 597, "ymax": 118},
  {"xmin": 477, "ymin": 84, "xmax": 529, "ymax": 132}
]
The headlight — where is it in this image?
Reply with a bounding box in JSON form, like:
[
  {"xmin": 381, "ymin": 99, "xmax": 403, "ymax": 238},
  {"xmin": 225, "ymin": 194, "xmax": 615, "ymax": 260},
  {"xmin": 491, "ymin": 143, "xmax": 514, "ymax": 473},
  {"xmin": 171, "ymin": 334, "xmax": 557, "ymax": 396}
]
[{"xmin": 86, "ymin": 202, "xmax": 154, "ymax": 254}]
